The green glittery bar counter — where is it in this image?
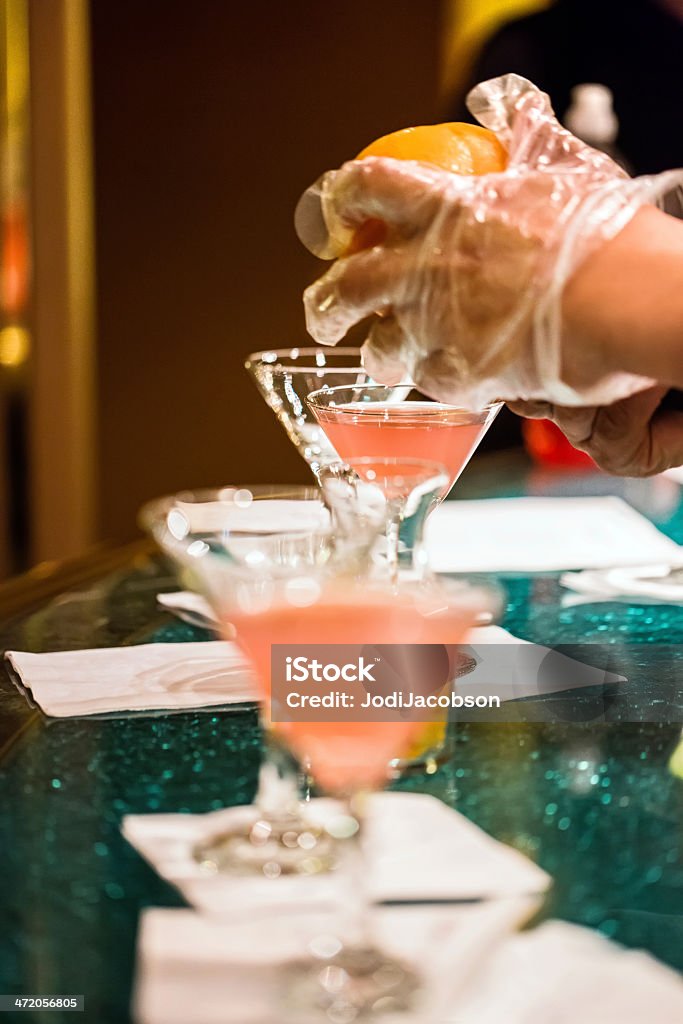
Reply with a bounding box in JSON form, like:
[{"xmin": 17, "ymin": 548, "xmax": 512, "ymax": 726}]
[{"xmin": 1, "ymin": 452, "xmax": 682, "ymax": 1023}]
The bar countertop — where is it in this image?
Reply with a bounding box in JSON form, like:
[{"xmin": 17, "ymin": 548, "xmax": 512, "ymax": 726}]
[{"xmin": 1, "ymin": 452, "xmax": 682, "ymax": 1022}]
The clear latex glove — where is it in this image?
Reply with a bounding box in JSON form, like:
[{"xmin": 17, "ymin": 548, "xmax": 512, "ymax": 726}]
[{"xmin": 297, "ymin": 74, "xmax": 683, "ymax": 409}]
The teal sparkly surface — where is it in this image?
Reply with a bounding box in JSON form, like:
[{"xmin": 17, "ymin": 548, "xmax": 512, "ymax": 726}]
[{"xmin": 1, "ymin": 460, "xmax": 682, "ymax": 1022}]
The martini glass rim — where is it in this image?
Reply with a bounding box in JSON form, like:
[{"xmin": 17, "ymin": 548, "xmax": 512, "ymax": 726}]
[
  {"xmin": 306, "ymin": 382, "xmax": 502, "ymax": 418},
  {"xmin": 244, "ymin": 345, "xmax": 366, "ymax": 373}
]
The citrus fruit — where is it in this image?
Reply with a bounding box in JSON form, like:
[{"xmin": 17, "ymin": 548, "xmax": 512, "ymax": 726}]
[{"xmin": 346, "ymin": 122, "xmax": 507, "ymax": 253}]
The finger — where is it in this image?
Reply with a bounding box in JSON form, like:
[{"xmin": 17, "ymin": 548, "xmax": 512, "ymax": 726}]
[
  {"xmin": 294, "ymin": 171, "xmax": 341, "ymax": 259},
  {"xmin": 327, "ymin": 156, "xmax": 458, "ymax": 234},
  {"xmin": 581, "ymin": 387, "xmax": 668, "ymax": 475},
  {"xmin": 413, "ymin": 347, "xmax": 473, "ymax": 405},
  {"xmin": 466, "ymin": 73, "xmax": 571, "ymax": 170},
  {"xmin": 510, "ymin": 401, "xmax": 600, "ymax": 446},
  {"xmin": 304, "ymin": 246, "xmax": 413, "ymax": 346},
  {"xmin": 466, "ymin": 74, "xmax": 555, "ymax": 141},
  {"xmin": 361, "ymin": 317, "xmax": 411, "ymax": 385},
  {"xmin": 467, "ymin": 74, "xmax": 623, "ymax": 180},
  {"xmin": 507, "ymin": 400, "xmax": 554, "ymax": 419},
  {"xmin": 545, "ymin": 406, "xmax": 601, "ymax": 448},
  {"xmin": 646, "ymin": 411, "xmax": 683, "ymax": 476}
]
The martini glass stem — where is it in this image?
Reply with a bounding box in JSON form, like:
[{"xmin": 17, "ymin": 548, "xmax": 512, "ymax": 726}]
[
  {"xmin": 385, "ymin": 498, "xmax": 422, "ymax": 582},
  {"xmin": 337, "ymin": 793, "xmax": 374, "ymax": 950},
  {"xmin": 385, "ymin": 513, "xmax": 402, "ymax": 585},
  {"xmin": 256, "ymin": 734, "xmax": 301, "ymax": 819},
  {"xmin": 286, "ymin": 790, "xmax": 418, "ymax": 1018}
]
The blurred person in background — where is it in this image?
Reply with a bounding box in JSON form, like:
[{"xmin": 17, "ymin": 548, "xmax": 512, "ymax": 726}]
[{"xmin": 453, "ymin": 0, "xmax": 683, "ymax": 176}]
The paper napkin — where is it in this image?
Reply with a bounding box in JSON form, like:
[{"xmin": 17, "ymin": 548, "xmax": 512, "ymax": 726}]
[
  {"xmin": 132, "ymin": 897, "xmax": 539, "ymax": 1024},
  {"xmin": 4, "ymin": 641, "xmax": 255, "ymax": 717},
  {"xmin": 122, "ymin": 791, "xmax": 550, "ymax": 915},
  {"xmin": 132, "ymin": 909, "xmax": 683, "ymax": 1024},
  {"xmin": 426, "ymin": 496, "xmax": 681, "ymax": 573},
  {"xmin": 561, "ymin": 565, "xmax": 683, "ymax": 605},
  {"xmin": 5, "ymin": 621, "xmax": 623, "ymax": 720},
  {"xmin": 455, "ymin": 919, "xmax": 683, "ymax": 1023}
]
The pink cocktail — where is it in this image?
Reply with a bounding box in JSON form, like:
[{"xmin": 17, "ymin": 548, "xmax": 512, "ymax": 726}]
[
  {"xmin": 229, "ymin": 587, "xmax": 477, "ymax": 794},
  {"xmin": 307, "ymin": 387, "xmax": 501, "ymax": 499}
]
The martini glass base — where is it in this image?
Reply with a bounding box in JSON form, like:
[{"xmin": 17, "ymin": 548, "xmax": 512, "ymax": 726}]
[
  {"xmin": 194, "ymin": 811, "xmax": 338, "ymax": 877},
  {"xmin": 284, "ymin": 945, "xmax": 421, "ymax": 1022}
]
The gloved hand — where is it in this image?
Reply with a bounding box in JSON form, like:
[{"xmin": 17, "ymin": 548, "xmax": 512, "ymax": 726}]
[
  {"xmin": 297, "ymin": 74, "xmax": 683, "ymax": 410},
  {"xmin": 510, "ymin": 389, "xmax": 683, "ymax": 477}
]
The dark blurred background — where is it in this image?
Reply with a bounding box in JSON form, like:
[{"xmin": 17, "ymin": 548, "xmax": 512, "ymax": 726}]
[
  {"xmin": 1, "ymin": 0, "xmax": 682, "ymax": 577},
  {"xmin": 90, "ymin": 0, "xmax": 441, "ymax": 540}
]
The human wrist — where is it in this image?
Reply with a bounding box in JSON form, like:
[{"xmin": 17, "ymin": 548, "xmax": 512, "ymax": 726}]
[{"xmin": 561, "ymin": 206, "xmax": 683, "ymax": 391}]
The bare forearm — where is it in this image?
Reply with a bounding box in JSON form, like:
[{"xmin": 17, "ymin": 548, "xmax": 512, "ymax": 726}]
[{"xmin": 562, "ymin": 206, "xmax": 683, "ymax": 391}]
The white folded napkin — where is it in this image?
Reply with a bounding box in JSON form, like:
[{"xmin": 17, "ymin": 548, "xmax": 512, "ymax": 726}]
[
  {"xmin": 561, "ymin": 565, "xmax": 683, "ymax": 605},
  {"xmin": 426, "ymin": 496, "xmax": 681, "ymax": 573},
  {"xmin": 122, "ymin": 791, "xmax": 550, "ymax": 914},
  {"xmin": 132, "ymin": 897, "xmax": 538, "ymax": 1024},
  {"xmin": 133, "ymin": 907, "xmax": 683, "ymax": 1024},
  {"xmin": 156, "ymin": 592, "xmax": 495, "ymax": 635},
  {"xmin": 455, "ymin": 919, "xmax": 683, "ymax": 1023},
  {"xmin": 5, "ymin": 619, "xmax": 623, "ymax": 720},
  {"xmin": 4, "ymin": 641, "xmax": 255, "ymax": 718}
]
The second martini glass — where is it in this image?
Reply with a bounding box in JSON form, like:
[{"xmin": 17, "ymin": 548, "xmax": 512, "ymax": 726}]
[{"xmin": 244, "ymin": 346, "xmax": 409, "ymax": 477}]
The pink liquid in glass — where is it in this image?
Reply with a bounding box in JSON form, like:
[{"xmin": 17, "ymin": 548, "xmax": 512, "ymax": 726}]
[
  {"xmin": 228, "ymin": 590, "xmax": 476, "ymax": 794},
  {"xmin": 315, "ymin": 401, "xmax": 490, "ymax": 496}
]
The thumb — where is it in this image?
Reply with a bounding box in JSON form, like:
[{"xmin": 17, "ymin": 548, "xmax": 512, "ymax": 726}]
[
  {"xmin": 466, "ymin": 74, "xmax": 554, "ymax": 145},
  {"xmin": 467, "ymin": 74, "xmax": 624, "ymax": 179}
]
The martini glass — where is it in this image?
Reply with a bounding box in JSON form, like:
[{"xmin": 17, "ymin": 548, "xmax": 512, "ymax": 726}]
[
  {"xmin": 143, "ymin": 486, "xmax": 486, "ymax": 1020},
  {"xmin": 307, "ymin": 383, "xmax": 501, "ymax": 498},
  {"xmin": 244, "ymin": 346, "xmax": 409, "ymax": 477},
  {"xmin": 141, "ymin": 485, "xmax": 382, "ymax": 878}
]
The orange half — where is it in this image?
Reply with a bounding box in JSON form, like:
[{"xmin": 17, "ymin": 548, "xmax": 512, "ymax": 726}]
[{"xmin": 346, "ymin": 122, "xmax": 507, "ymax": 253}]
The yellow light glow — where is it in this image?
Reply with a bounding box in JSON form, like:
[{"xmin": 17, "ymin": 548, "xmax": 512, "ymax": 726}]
[
  {"xmin": 441, "ymin": 0, "xmax": 551, "ymax": 100},
  {"xmin": 669, "ymin": 730, "xmax": 683, "ymax": 780},
  {"xmin": 0, "ymin": 324, "xmax": 30, "ymax": 367}
]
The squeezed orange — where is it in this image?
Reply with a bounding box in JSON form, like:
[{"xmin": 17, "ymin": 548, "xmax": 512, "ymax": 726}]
[{"xmin": 346, "ymin": 122, "xmax": 507, "ymax": 253}]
